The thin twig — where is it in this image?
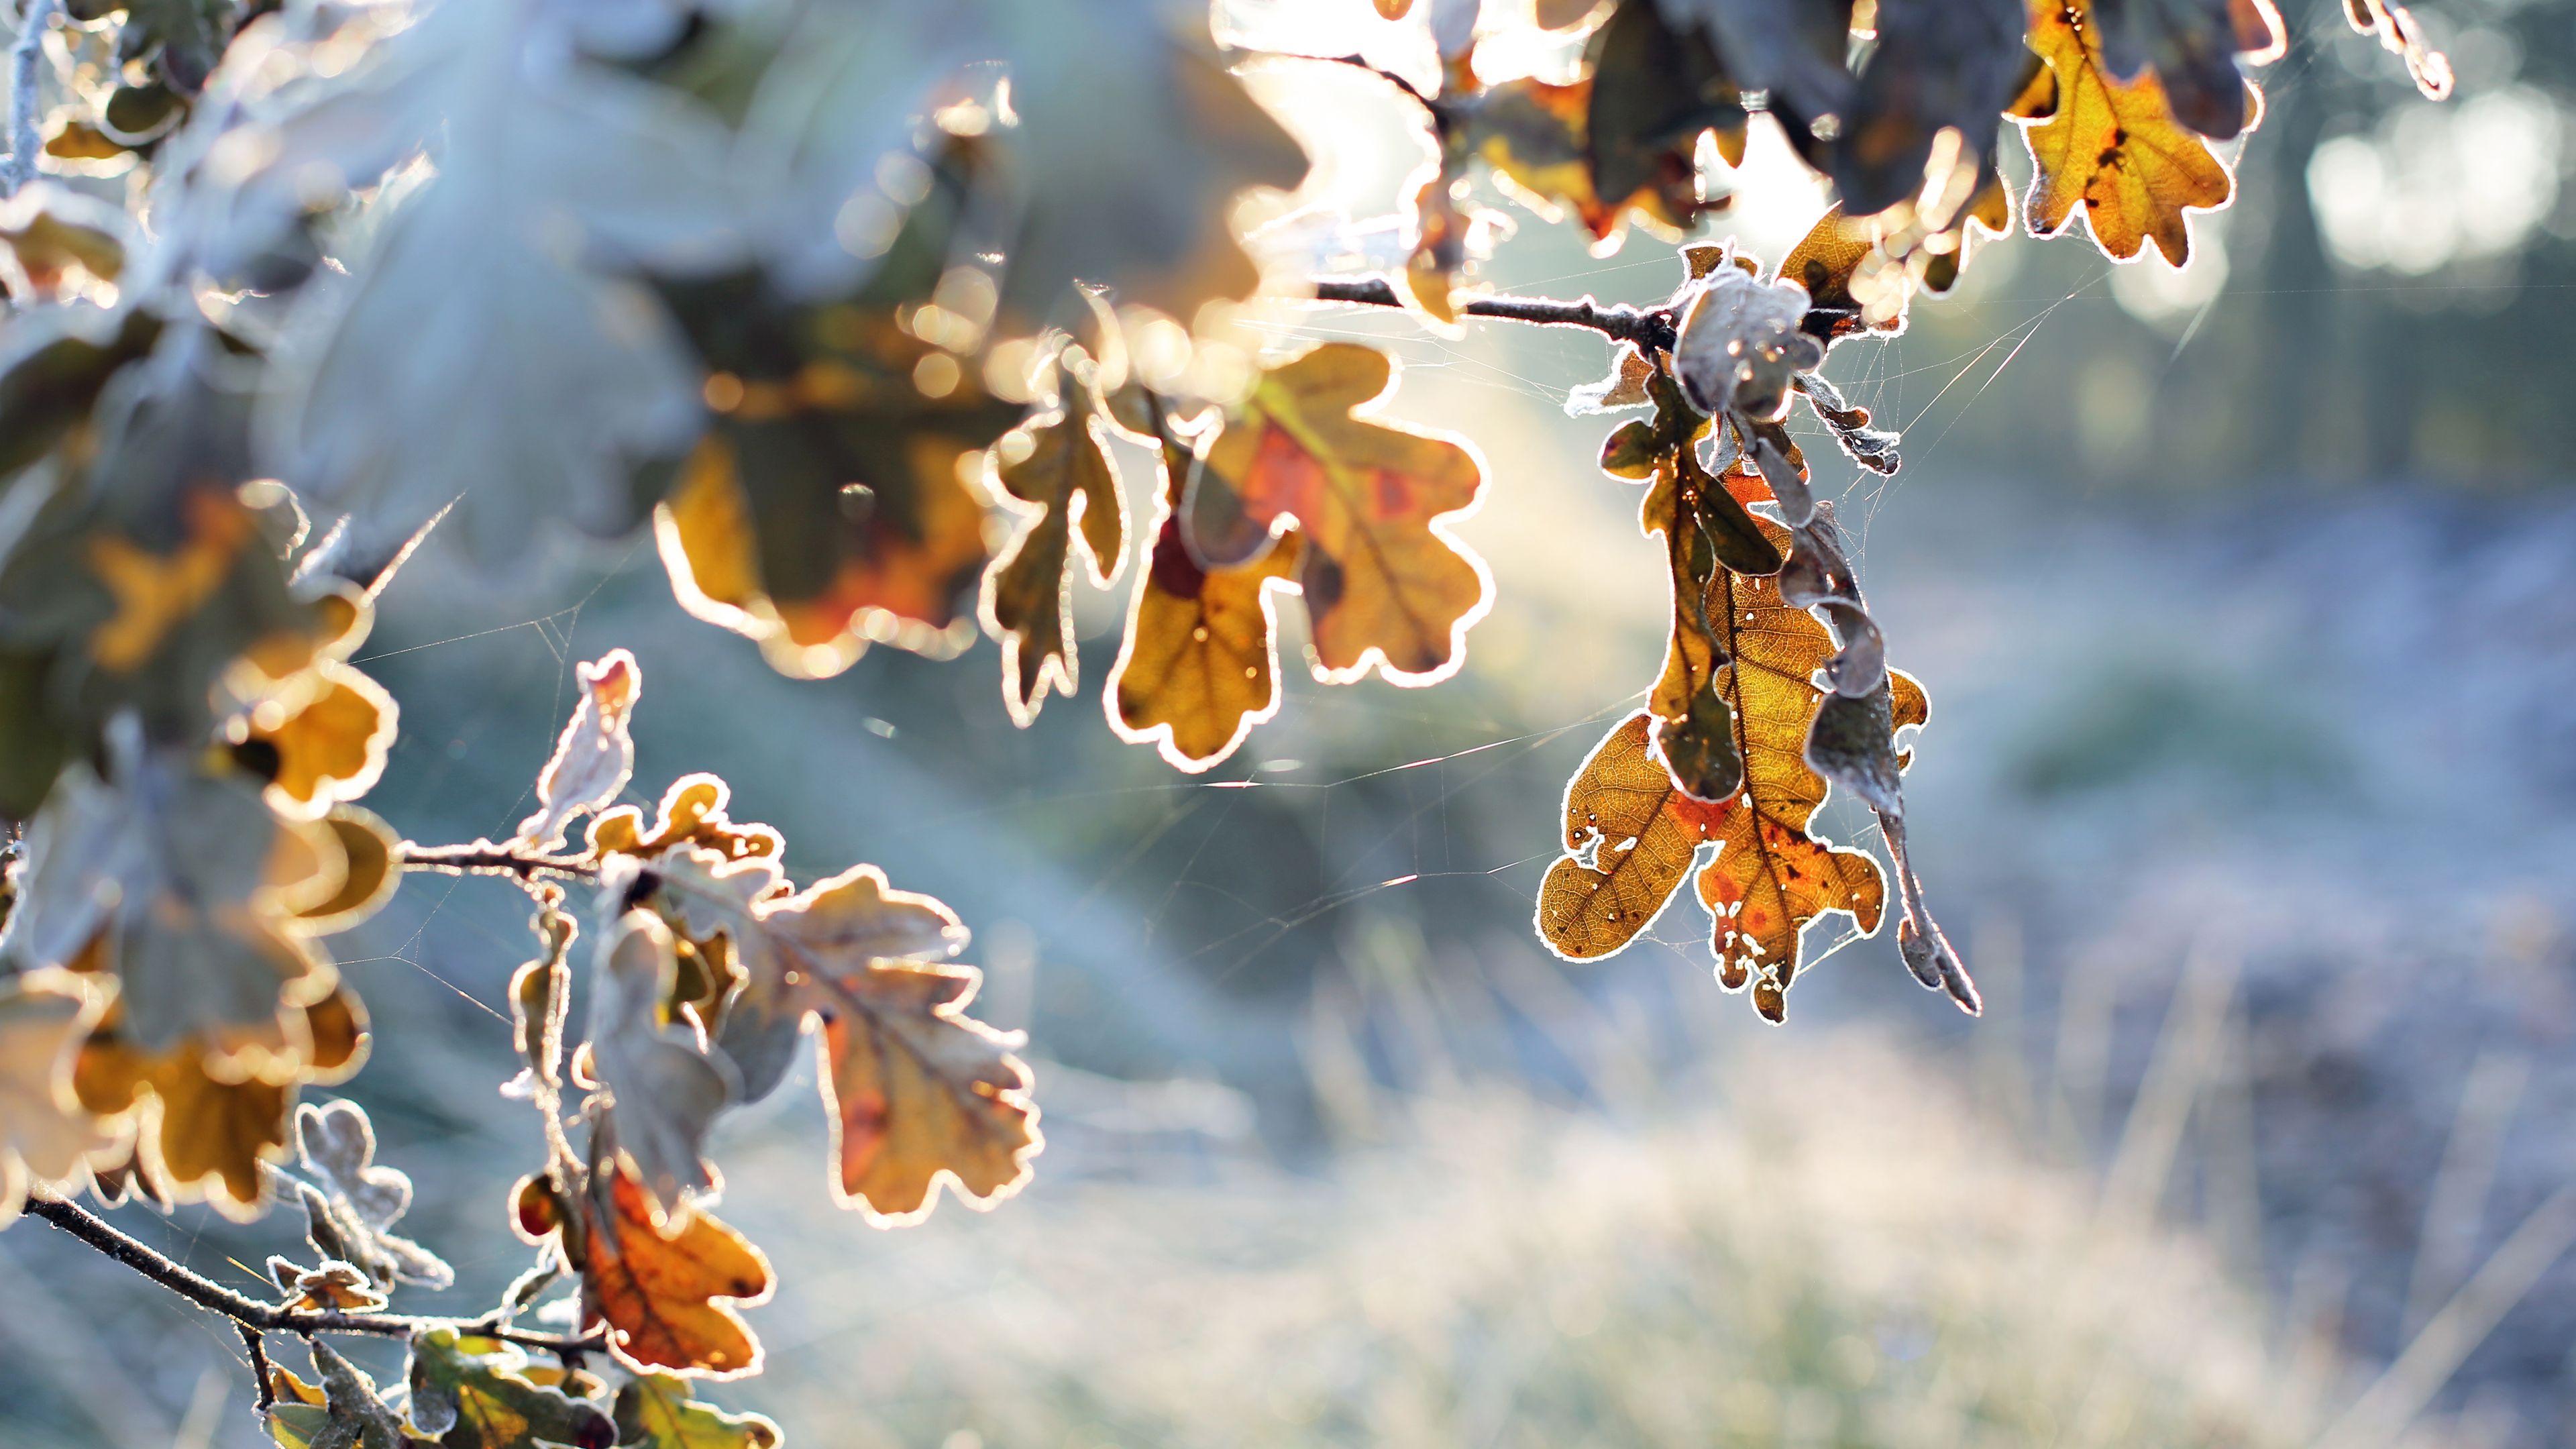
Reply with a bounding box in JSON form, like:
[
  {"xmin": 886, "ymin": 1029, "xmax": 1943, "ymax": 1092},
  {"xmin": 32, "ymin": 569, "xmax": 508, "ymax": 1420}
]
[
  {"xmin": 26, "ymin": 1195, "xmax": 605, "ymax": 1356},
  {"xmin": 1311, "ymin": 53, "xmax": 1442, "ymax": 115},
  {"xmin": 5, "ymin": 0, "xmax": 57, "ymax": 195},
  {"xmin": 397, "ymin": 839, "xmax": 599, "ymax": 881},
  {"xmin": 1309, "ymin": 276, "xmax": 1676, "ymax": 353},
  {"xmin": 239, "ymin": 1326, "xmax": 274, "ymax": 1409}
]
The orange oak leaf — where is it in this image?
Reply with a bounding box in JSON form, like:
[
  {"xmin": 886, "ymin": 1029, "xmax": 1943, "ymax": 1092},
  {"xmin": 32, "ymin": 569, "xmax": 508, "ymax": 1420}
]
[
  {"xmin": 1538, "ymin": 518, "xmax": 1927, "ymax": 1018},
  {"xmin": 1106, "ymin": 423, "xmax": 1301, "ymax": 773},
  {"xmin": 1188, "ymin": 343, "xmax": 1491, "ymax": 687},
  {"xmin": 2010, "ymin": 0, "xmax": 2250, "ymax": 265},
  {"xmin": 577, "ymin": 1171, "xmax": 775, "ymax": 1380},
  {"xmin": 979, "ymin": 403, "xmax": 1127, "ymax": 727}
]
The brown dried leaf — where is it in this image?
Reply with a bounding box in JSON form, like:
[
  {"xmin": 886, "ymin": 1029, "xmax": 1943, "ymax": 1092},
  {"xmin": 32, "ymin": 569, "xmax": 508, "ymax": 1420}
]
[{"xmin": 980, "ymin": 402, "xmax": 1126, "ymax": 726}]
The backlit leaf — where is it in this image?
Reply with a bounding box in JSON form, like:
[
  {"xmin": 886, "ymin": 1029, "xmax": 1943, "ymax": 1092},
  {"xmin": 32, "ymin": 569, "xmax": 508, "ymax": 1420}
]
[
  {"xmin": 1106, "ymin": 421, "xmax": 1301, "ymax": 773},
  {"xmin": 2010, "ymin": 0, "xmax": 2246, "ymax": 265},
  {"xmin": 649, "ymin": 845, "xmax": 1036, "ymax": 1223},
  {"xmin": 242, "ymin": 661, "xmax": 397, "ymax": 818},
  {"xmin": 406, "ymin": 1327, "xmax": 616, "ymax": 1449},
  {"xmin": 1189, "ymin": 343, "xmax": 1492, "ymax": 686},
  {"xmin": 653, "ymin": 275, "xmax": 1022, "ymax": 679},
  {"xmin": 2087, "ymin": 0, "xmax": 2282, "ymax": 139},
  {"xmin": 588, "ymin": 911, "xmax": 739, "ymax": 1224},
  {"xmin": 612, "ymin": 1375, "xmax": 782, "ymax": 1449},
  {"xmin": 980, "ymin": 401, "xmax": 1127, "ymax": 726},
  {"xmin": 71, "ymin": 987, "xmax": 367, "ymax": 1218},
  {"xmin": 0, "ymin": 973, "xmax": 125, "ymax": 1228},
  {"xmin": 517, "ymin": 650, "xmax": 640, "ymax": 850},
  {"xmin": 575, "ymin": 1172, "xmax": 775, "ymax": 1379}
]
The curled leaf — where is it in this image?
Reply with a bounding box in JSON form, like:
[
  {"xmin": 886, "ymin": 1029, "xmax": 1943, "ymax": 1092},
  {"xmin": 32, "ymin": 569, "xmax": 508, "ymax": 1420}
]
[
  {"xmin": 588, "ymin": 911, "xmax": 740, "ymax": 1224},
  {"xmin": 981, "ymin": 402, "xmax": 1127, "ymax": 727},
  {"xmin": 518, "ymin": 651, "xmax": 639, "ymax": 850}
]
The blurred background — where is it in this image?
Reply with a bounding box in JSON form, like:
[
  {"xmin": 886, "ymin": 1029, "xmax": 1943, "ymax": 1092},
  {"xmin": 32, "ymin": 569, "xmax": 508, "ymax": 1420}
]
[{"xmin": 5, "ymin": 0, "xmax": 2574, "ymax": 1444}]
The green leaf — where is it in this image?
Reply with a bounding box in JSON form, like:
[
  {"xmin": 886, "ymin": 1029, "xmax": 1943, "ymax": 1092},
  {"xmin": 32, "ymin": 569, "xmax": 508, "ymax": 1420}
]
[
  {"xmin": 405, "ymin": 1328, "xmax": 614, "ymax": 1449},
  {"xmin": 612, "ymin": 1375, "xmax": 782, "ymax": 1449}
]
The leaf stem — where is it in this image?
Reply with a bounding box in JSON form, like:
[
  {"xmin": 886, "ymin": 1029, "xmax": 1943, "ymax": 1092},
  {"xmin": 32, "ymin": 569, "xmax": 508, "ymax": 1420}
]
[
  {"xmin": 24, "ymin": 1195, "xmax": 605, "ymax": 1356},
  {"xmin": 1309, "ymin": 276, "xmax": 1676, "ymax": 352},
  {"xmin": 396, "ymin": 840, "xmax": 599, "ymax": 881}
]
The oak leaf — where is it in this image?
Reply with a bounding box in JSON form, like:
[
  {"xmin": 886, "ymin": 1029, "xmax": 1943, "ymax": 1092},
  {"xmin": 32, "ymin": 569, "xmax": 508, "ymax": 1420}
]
[
  {"xmin": 649, "ymin": 846, "xmax": 1037, "ymax": 1223},
  {"xmin": 653, "ymin": 276, "xmax": 1023, "ymax": 680},
  {"xmin": 572, "ymin": 1172, "xmax": 775, "ymax": 1380},
  {"xmin": 612, "ymin": 1375, "xmax": 782, "ymax": 1449},
  {"xmin": 266, "ymin": 1341, "xmax": 407, "ymax": 1449},
  {"xmin": 980, "ymin": 402, "xmax": 1127, "ymax": 726},
  {"xmin": 1538, "ymin": 514, "xmax": 1923, "ymax": 1018},
  {"xmin": 1106, "ymin": 423, "xmax": 1301, "ymax": 773},
  {"xmin": 1187, "ymin": 343, "xmax": 1492, "ymax": 687},
  {"xmin": 241, "ymin": 661, "xmax": 398, "ymax": 818},
  {"xmin": 292, "ymin": 1098, "xmax": 452, "ymax": 1289},
  {"xmin": 1467, "ymin": 76, "xmax": 1700, "ymax": 246},
  {"xmin": 0, "ymin": 973, "xmax": 125, "ymax": 1227},
  {"xmin": 587, "ymin": 911, "xmax": 739, "ymax": 1224},
  {"xmin": 590, "ymin": 775, "xmax": 784, "ymax": 866},
  {"xmin": 2010, "ymin": 0, "xmax": 2246, "ymax": 265},
  {"xmin": 5, "ymin": 731, "xmax": 339, "ymax": 1057},
  {"xmin": 406, "ymin": 1328, "xmax": 616, "ymax": 1448},
  {"xmin": 72, "ymin": 987, "xmax": 367, "ymax": 1218}
]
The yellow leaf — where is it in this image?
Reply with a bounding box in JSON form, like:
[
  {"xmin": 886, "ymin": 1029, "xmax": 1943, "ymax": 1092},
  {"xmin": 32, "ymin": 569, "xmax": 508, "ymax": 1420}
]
[
  {"xmin": 242, "ymin": 661, "xmax": 397, "ymax": 817},
  {"xmin": 647, "ymin": 846, "xmax": 1036, "ymax": 1224},
  {"xmin": 1106, "ymin": 432, "xmax": 1302, "ymax": 773},
  {"xmin": 613, "ymin": 1374, "xmax": 781, "ymax": 1449},
  {"xmin": 70, "ymin": 986, "xmax": 367, "ymax": 1219},
  {"xmin": 653, "ymin": 280, "xmax": 1024, "ymax": 681},
  {"xmin": 2010, "ymin": 0, "xmax": 2247, "ymax": 265}
]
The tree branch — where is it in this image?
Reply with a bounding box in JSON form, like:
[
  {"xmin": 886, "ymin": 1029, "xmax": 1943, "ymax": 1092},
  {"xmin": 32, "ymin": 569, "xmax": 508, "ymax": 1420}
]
[
  {"xmin": 4, "ymin": 0, "xmax": 55, "ymax": 196},
  {"xmin": 25, "ymin": 1195, "xmax": 605, "ymax": 1357},
  {"xmin": 396, "ymin": 839, "xmax": 599, "ymax": 882},
  {"xmin": 1309, "ymin": 276, "xmax": 1676, "ymax": 353}
]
